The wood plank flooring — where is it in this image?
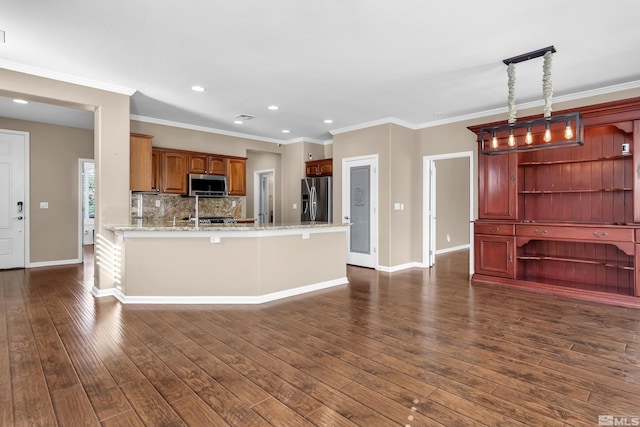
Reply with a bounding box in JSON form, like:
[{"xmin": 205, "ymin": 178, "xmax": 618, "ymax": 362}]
[{"xmin": 1, "ymin": 248, "xmax": 640, "ymax": 426}]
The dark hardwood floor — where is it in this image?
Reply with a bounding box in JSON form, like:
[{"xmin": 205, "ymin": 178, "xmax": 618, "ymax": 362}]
[{"xmin": 2, "ymin": 248, "xmax": 640, "ymax": 426}]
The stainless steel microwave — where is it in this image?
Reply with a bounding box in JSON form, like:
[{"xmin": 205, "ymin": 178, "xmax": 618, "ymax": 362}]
[{"xmin": 188, "ymin": 174, "xmax": 228, "ymax": 197}]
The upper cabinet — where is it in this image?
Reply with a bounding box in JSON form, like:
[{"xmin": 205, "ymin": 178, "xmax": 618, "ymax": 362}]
[
  {"xmin": 226, "ymin": 157, "xmax": 247, "ymax": 196},
  {"xmin": 130, "ymin": 133, "xmax": 153, "ymax": 191},
  {"xmin": 130, "ymin": 135, "xmax": 246, "ymax": 196},
  {"xmin": 188, "ymin": 154, "xmax": 227, "ymax": 175},
  {"xmin": 152, "ymin": 148, "xmax": 188, "ymax": 194},
  {"xmin": 478, "ymin": 152, "xmax": 517, "ymax": 219},
  {"xmin": 306, "ymin": 158, "xmax": 333, "ymax": 177}
]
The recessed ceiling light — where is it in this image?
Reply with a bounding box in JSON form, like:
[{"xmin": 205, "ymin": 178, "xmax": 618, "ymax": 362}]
[
  {"xmin": 13, "ymin": 99, "xmax": 28, "ymax": 104},
  {"xmin": 191, "ymin": 85, "xmax": 206, "ymax": 92},
  {"xmin": 323, "ymin": 119, "xmax": 333, "ymax": 124},
  {"xmin": 267, "ymin": 105, "xmax": 279, "ymax": 111},
  {"xmin": 233, "ymin": 120, "xmax": 243, "ymax": 125},
  {"xmin": 281, "ymin": 129, "xmax": 290, "ymax": 134}
]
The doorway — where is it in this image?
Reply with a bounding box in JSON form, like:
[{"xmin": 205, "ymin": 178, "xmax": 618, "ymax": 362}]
[
  {"xmin": 0, "ymin": 129, "xmax": 29, "ymax": 269},
  {"xmin": 254, "ymin": 169, "xmax": 275, "ymax": 224},
  {"xmin": 78, "ymin": 159, "xmax": 95, "ymax": 261},
  {"xmin": 342, "ymin": 155, "xmax": 378, "ymax": 268},
  {"xmin": 423, "ymin": 151, "xmax": 474, "ymax": 274}
]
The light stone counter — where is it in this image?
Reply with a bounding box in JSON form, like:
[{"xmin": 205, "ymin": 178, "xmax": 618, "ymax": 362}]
[{"xmin": 95, "ymin": 222, "xmax": 350, "ymax": 304}]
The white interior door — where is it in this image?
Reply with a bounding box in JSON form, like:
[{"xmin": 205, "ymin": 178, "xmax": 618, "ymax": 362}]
[
  {"xmin": 259, "ymin": 174, "xmax": 269, "ymax": 223},
  {"xmin": 254, "ymin": 169, "xmax": 275, "ymax": 224},
  {"xmin": 0, "ymin": 130, "xmax": 27, "ymax": 269},
  {"xmin": 428, "ymin": 160, "xmax": 437, "ymax": 267},
  {"xmin": 422, "ymin": 152, "xmax": 475, "ymax": 274},
  {"xmin": 342, "ymin": 156, "xmax": 378, "ymax": 268}
]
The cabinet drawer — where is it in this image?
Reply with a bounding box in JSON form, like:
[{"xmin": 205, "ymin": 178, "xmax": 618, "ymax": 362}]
[
  {"xmin": 517, "ymin": 225, "xmax": 634, "ymax": 242},
  {"xmin": 475, "ymin": 223, "xmax": 514, "ymax": 236}
]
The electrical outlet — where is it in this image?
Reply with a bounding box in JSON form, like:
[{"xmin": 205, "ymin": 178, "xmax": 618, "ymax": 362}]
[
  {"xmin": 293, "ymin": 203, "xmax": 297, "ymax": 209},
  {"xmin": 232, "ymin": 200, "xmax": 237, "ymax": 207},
  {"xmin": 155, "ymin": 200, "xmax": 161, "ymax": 207}
]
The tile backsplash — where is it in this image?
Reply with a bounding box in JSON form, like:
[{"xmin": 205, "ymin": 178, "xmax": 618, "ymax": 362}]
[{"xmin": 131, "ymin": 193, "xmax": 244, "ymax": 221}]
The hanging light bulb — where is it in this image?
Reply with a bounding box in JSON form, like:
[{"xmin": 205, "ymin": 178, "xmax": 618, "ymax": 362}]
[
  {"xmin": 491, "ymin": 131, "xmax": 498, "ymax": 149},
  {"xmin": 543, "ymin": 122, "xmax": 552, "ymax": 143},
  {"xmin": 564, "ymin": 120, "xmax": 573, "ymax": 139},
  {"xmin": 508, "ymin": 128, "xmax": 516, "ymax": 147},
  {"xmin": 525, "ymin": 127, "xmax": 533, "ymax": 145}
]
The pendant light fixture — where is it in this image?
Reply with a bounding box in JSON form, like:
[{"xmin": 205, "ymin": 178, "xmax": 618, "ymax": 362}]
[{"xmin": 479, "ymin": 46, "xmax": 584, "ymax": 155}]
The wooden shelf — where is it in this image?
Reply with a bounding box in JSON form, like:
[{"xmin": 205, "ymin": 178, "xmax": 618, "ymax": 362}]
[
  {"xmin": 517, "ymin": 255, "xmax": 633, "ymax": 270},
  {"xmin": 519, "ymin": 188, "xmax": 632, "ymax": 194},
  {"xmin": 519, "ymin": 154, "xmax": 632, "ymax": 166}
]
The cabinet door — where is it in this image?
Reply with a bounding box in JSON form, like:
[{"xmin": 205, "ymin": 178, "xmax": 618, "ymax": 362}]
[
  {"xmin": 474, "ymin": 235, "xmax": 515, "ymax": 278},
  {"xmin": 130, "ymin": 133, "xmax": 153, "ymax": 191},
  {"xmin": 162, "ymin": 151, "xmax": 188, "ymax": 194},
  {"xmin": 479, "ymin": 153, "xmax": 517, "ymax": 219},
  {"xmin": 151, "ymin": 149, "xmax": 162, "ymax": 192},
  {"xmin": 306, "ymin": 161, "xmax": 319, "ymax": 177},
  {"xmin": 318, "ymin": 159, "xmax": 333, "ymax": 176},
  {"xmin": 227, "ymin": 158, "xmax": 246, "ymax": 196},
  {"xmin": 209, "ymin": 156, "xmax": 226, "ymax": 175},
  {"xmin": 188, "ymin": 154, "xmax": 208, "ymax": 174}
]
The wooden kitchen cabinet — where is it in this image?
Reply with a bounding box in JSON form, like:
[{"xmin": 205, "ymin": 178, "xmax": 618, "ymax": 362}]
[
  {"xmin": 130, "ymin": 133, "xmax": 153, "ymax": 191},
  {"xmin": 306, "ymin": 158, "xmax": 333, "ymax": 177},
  {"xmin": 226, "ymin": 157, "xmax": 247, "ymax": 196},
  {"xmin": 188, "ymin": 154, "xmax": 226, "ymax": 175},
  {"xmin": 152, "ymin": 148, "xmax": 188, "ymax": 194}
]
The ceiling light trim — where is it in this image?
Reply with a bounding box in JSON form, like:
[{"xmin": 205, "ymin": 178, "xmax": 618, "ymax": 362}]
[{"xmin": 0, "ymin": 59, "xmax": 136, "ymax": 96}]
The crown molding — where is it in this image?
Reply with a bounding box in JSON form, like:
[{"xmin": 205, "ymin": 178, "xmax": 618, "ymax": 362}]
[
  {"xmin": 130, "ymin": 115, "xmax": 287, "ymax": 144},
  {"xmin": 416, "ymin": 79, "xmax": 640, "ymax": 129},
  {"xmin": 0, "ymin": 60, "xmax": 136, "ymax": 95},
  {"xmin": 287, "ymin": 136, "xmax": 332, "ymax": 145},
  {"xmin": 330, "ymin": 117, "xmax": 417, "ymax": 136}
]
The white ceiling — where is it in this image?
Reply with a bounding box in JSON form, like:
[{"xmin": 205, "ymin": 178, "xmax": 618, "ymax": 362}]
[{"xmin": 1, "ymin": 0, "xmax": 640, "ymax": 143}]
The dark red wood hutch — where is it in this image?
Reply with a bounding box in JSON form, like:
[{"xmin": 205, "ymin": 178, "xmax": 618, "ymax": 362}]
[{"xmin": 469, "ymin": 97, "xmax": 640, "ymax": 308}]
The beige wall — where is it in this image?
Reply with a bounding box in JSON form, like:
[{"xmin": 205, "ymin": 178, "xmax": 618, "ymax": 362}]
[
  {"xmin": 0, "ymin": 117, "xmax": 93, "ymax": 263},
  {"xmin": 0, "ymin": 68, "xmax": 130, "ymax": 290},
  {"xmin": 282, "ymin": 141, "xmax": 305, "ymax": 224}
]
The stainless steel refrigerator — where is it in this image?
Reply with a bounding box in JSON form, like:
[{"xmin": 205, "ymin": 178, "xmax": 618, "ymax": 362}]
[{"xmin": 301, "ymin": 176, "xmax": 333, "ymax": 222}]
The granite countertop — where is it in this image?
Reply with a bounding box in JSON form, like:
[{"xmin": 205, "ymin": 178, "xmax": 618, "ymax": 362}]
[{"xmin": 105, "ymin": 220, "xmax": 350, "ymax": 232}]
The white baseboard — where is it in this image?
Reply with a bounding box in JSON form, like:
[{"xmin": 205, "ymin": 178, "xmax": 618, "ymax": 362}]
[
  {"xmin": 29, "ymin": 258, "xmax": 82, "ymax": 268},
  {"xmin": 435, "ymin": 244, "xmax": 470, "ymax": 255},
  {"xmin": 377, "ymin": 262, "xmax": 424, "ymax": 272},
  {"xmin": 92, "ymin": 277, "xmax": 348, "ymax": 305}
]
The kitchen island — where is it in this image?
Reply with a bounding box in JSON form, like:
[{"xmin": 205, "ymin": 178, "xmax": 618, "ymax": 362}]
[{"xmin": 95, "ymin": 222, "xmax": 350, "ymax": 304}]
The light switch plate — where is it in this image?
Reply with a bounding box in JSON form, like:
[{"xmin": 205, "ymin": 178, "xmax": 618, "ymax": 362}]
[{"xmin": 40, "ymin": 202, "xmax": 48, "ymax": 209}]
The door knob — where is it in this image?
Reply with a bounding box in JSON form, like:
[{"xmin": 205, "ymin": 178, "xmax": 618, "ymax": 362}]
[
  {"xmin": 344, "ymin": 216, "xmax": 350, "ymax": 220},
  {"xmin": 13, "ymin": 216, "xmax": 23, "ymax": 220}
]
